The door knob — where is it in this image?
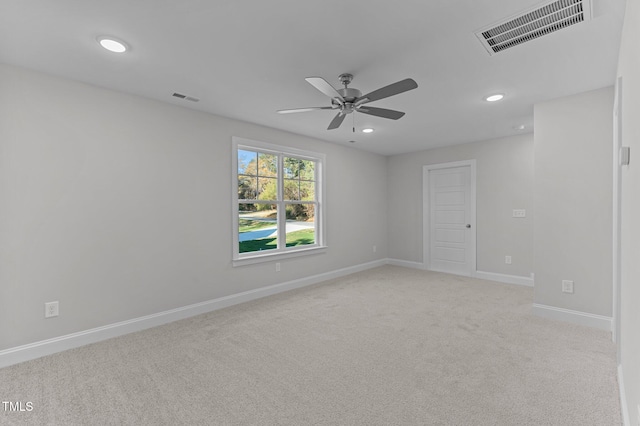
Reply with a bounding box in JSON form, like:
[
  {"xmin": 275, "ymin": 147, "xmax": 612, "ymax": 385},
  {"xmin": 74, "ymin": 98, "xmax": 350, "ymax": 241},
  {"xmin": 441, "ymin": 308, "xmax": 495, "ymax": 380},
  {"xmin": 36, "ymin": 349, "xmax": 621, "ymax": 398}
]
[{"xmin": 466, "ymin": 224, "xmax": 471, "ymax": 228}]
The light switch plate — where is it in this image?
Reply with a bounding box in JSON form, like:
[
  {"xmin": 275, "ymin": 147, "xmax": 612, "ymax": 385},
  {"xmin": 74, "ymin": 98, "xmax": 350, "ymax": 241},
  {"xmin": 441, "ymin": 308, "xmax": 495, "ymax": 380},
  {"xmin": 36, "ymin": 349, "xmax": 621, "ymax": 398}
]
[{"xmin": 562, "ymin": 280, "xmax": 574, "ymax": 294}]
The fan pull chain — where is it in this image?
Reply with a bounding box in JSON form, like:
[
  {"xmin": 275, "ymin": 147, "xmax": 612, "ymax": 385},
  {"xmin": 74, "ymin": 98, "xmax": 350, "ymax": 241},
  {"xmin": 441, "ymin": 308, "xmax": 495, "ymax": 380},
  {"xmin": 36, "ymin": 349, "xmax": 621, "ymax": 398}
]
[{"xmin": 352, "ymin": 113, "xmax": 355, "ymax": 133}]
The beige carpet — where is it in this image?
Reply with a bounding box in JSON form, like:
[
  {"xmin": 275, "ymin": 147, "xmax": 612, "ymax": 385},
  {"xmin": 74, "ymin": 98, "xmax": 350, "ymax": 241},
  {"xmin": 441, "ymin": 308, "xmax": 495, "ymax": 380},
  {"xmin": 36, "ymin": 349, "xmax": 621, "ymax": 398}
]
[{"xmin": 0, "ymin": 266, "xmax": 621, "ymax": 425}]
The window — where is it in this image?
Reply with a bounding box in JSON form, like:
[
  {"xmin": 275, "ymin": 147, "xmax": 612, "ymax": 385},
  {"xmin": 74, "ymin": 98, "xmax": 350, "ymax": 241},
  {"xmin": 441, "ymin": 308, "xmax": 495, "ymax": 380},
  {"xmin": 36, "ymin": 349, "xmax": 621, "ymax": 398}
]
[{"xmin": 232, "ymin": 137, "xmax": 325, "ymax": 265}]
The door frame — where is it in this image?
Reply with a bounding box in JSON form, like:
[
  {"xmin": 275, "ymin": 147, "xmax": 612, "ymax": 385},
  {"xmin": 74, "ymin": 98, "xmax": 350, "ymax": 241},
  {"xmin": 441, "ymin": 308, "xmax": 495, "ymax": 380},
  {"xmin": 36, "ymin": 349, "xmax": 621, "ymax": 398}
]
[
  {"xmin": 423, "ymin": 160, "xmax": 477, "ymax": 275},
  {"xmin": 612, "ymin": 76, "xmax": 622, "ymax": 353}
]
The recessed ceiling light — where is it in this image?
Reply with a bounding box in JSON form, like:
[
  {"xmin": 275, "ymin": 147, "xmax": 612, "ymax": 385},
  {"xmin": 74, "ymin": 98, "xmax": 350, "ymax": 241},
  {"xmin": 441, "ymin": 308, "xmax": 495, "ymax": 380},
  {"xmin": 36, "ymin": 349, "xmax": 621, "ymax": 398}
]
[
  {"xmin": 362, "ymin": 128, "xmax": 374, "ymax": 133},
  {"xmin": 484, "ymin": 93, "xmax": 504, "ymax": 102},
  {"xmin": 97, "ymin": 36, "xmax": 128, "ymax": 53}
]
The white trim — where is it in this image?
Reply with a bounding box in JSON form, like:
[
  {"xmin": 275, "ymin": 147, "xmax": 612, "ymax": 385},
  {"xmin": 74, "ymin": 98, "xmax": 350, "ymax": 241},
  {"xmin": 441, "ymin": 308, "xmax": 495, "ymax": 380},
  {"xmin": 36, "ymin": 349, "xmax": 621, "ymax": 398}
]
[
  {"xmin": 612, "ymin": 77, "xmax": 623, "ymax": 349},
  {"xmin": 618, "ymin": 364, "xmax": 630, "ymax": 426},
  {"xmin": 423, "ymin": 160, "xmax": 477, "ymax": 275},
  {"xmin": 386, "ymin": 261, "xmax": 534, "ymax": 288},
  {"xmin": 532, "ymin": 303, "xmax": 612, "ymax": 332},
  {"xmin": 232, "ymin": 246, "xmax": 327, "ymax": 267},
  {"xmin": 386, "ymin": 258, "xmax": 425, "ymax": 270},
  {"xmin": 0, "ymin": 259, "xmax": 385, "ymax": 369},
  {"xmin": 428, "ymin": 267, "xmax": 476, "ymax": 278},
  {"xmin": 475, "ymin": 271, "xmax": 534, "ymax": 287},
  {"xmin": 231, "ymin": 136, "xmax": 327, "ymax": 264}
]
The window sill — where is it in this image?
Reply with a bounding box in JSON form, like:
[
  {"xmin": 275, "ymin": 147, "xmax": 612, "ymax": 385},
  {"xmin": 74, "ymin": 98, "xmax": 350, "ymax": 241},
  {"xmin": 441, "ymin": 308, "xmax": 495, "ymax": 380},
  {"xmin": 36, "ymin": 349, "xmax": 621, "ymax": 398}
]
[{"xmin": 232, "ymin": 246, "xmax": 327, "ymax": 267}]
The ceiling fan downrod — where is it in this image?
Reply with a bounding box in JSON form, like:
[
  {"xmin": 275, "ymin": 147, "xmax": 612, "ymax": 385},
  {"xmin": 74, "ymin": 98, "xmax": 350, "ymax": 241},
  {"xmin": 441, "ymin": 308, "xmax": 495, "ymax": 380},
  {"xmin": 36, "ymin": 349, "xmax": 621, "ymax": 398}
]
[
  {"xmin": 334, "ymin": 74, "xmax": 363, "ymax": 113},
  {"xmin": 339, "ymin": 73, "xmax": 353, "ymax": 88}
]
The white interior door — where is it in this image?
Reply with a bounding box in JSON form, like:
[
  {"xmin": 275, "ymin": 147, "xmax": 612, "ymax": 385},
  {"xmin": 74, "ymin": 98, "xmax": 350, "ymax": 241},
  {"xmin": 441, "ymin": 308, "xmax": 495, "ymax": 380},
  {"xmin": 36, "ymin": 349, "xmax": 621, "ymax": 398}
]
[{"xmin": 427, "ymin": 164, "xmax": 475, "ymax": 276}]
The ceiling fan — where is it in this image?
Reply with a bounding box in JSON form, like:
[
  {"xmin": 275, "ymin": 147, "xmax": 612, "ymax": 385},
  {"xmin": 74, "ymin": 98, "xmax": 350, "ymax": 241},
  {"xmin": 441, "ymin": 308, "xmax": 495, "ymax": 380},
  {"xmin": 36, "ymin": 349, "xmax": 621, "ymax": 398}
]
[{"xmin": 277, "ymin": 73, "xmax": 418, "ymax": 130}]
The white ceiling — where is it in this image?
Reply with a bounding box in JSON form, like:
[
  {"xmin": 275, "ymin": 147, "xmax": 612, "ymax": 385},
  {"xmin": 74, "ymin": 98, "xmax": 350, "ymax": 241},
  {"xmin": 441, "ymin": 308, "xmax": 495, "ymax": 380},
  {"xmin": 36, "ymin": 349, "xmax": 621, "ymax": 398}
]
[{"xmin": 0, "ymin": 0, "xmax": 625, "ymax": 155}]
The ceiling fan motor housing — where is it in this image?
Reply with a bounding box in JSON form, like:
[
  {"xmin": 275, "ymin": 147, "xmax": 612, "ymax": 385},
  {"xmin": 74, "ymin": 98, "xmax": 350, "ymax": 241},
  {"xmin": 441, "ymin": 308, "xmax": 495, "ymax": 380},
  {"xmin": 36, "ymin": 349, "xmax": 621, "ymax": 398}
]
[
  {"xmin": 334, "ymin": 92, "xmax": 361, "ymax": 113},
  {"xmin": 335, "ymin": 73, "xmax": 361, "ymax": 112},
  {"xmin": 337, "ymin": 87, "xmax": 362, "ymax": 101}
]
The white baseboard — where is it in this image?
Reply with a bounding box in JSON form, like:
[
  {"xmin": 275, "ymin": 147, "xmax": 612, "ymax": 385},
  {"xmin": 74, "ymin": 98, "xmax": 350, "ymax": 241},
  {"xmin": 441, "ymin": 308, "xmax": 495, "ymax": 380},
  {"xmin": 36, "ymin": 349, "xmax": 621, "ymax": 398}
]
[
  {"xmin": 386, "ymin": 258, "xmax": 425, "ymax": 270},
  {"xmin": 532, "ymin": 303, "xmax": 613, "ymax": 332},
  {"xmin": 475, "ymin": 271, "xmax": 534, "ymax": 287},
  {"xmin": 0, "ymin": 259, "xmax": 386, "ymax": 369},
  {"xmin": 618, "ymin": 364, "xmax": 630, "ymax": 426},
  {"xmin": 384, "ymin": 262, "xmax": 535, "ymax": 288}
]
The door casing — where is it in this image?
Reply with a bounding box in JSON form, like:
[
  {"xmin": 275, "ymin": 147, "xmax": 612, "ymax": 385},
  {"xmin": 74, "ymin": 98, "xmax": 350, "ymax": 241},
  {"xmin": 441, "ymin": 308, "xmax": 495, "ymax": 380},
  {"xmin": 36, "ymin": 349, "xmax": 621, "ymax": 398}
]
[{"xmin": 423, "ymin": 160, "xmax": 477, "ymax": 276}]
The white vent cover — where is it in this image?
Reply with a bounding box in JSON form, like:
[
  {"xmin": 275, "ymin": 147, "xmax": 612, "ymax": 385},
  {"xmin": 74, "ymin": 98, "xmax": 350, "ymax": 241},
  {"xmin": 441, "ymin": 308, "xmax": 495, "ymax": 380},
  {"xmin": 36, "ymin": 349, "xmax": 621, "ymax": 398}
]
[
  {"xmin": 172, "ymin": 92, "xmax": 200, "ymax": 102},
  {"xmin": 475, "ymin": 0, "xmax": 592, "ymax": 55}
]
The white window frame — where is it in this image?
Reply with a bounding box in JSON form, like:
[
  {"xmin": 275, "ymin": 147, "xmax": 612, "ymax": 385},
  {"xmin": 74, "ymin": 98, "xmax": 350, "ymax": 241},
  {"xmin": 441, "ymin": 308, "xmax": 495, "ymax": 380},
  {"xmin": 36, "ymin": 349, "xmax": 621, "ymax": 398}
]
[{"xmin": 232, "ymin": 136, "xmax": 326, "ymax": 266}]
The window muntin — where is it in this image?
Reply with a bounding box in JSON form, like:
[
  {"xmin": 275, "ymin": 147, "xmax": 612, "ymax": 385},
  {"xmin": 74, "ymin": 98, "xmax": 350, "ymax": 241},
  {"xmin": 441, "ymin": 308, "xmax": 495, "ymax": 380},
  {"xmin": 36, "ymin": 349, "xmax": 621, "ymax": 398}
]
[{"xmin": 233, "ymin": 138, "xmax": 324, "ymax": 263}]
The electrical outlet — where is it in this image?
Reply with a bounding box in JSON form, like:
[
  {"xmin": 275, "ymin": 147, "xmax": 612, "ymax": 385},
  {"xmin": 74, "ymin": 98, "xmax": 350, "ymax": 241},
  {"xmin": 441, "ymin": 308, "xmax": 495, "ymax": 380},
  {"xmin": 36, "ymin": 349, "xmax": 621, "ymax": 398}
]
[
  {"xmin": 562, "ymin": 280, "xmax": 574, "ymax": 294},
  {"xmin": 512, "ymin": 209, "xmax": 526, "ymax": 218},
  {"xmin": 275, "ymin": 263, "xmax": 281, "ymax": 272},
  {"xmin": 505, "ymin": 255, "xmax": 512, "ymax": 264},
  {"xmin": 372, "ymin": 245, "xmax": 377, "ymax": 253},
  {"xmin": 44, "ymin": 301, "xmax": 59, "ymax": 318}
]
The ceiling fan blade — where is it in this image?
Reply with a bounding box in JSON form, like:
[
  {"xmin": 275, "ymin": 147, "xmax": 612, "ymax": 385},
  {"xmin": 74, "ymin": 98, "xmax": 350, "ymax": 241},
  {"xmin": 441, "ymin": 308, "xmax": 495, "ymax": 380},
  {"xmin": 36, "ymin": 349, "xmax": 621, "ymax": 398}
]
[
  {"xmin": 357, "ymin": 106, "xmax": 405, "ymax": 120},
  {"xmin": 306, "ymin": 77, "xmax": 345, "ymax": 104},
  {"xmin": 277, "ymin": 106, "xmax": 335, "ymax": 114},
  {"xmin": 356, "ymin": 78, "xmax": 418, "ymax": 104},
  {"xmin": 327, "ymin": 112, "xmax": 346, "ymax": 130}
]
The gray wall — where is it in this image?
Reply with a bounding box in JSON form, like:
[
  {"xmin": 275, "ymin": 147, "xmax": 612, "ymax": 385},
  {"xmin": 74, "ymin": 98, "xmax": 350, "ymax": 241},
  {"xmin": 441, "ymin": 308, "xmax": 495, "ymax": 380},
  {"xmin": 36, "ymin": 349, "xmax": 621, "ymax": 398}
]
[
  {"xmin": 0, "ymin": 64, "xmax": 388, "ymax": 350},
  {"xmin": 617, "ymin": 0, "xmax": 640, "ymax": 422},
  {"xmin": 387, "ymin": 134, "xmax": 534, "ymax": 278},
  {"xmin": 533, "ymin": 87, "xmax": 614, "ymax": 317}
]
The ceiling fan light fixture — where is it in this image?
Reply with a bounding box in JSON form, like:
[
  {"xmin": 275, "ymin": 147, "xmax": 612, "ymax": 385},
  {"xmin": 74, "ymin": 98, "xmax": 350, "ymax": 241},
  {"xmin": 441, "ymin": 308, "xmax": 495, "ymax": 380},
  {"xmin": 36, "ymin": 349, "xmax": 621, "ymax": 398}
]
[
  {"xmin": 362, "ymin": 128, "xmax": 374, "ymax": 133},
  {"xmin": 484, "ymin": 93, "xmax": 504, "ymax": 102},
  {"xmin": 97, "ymin": 36, "xmax": 128, "ymax": 53}
]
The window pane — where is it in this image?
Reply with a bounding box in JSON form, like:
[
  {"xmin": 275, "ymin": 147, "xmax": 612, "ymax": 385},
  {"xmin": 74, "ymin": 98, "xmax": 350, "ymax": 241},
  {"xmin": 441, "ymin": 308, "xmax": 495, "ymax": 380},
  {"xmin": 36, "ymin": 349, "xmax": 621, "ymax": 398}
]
[
  {"xmin": 238, "ymin": 204, "xmax": 277, "ymax": 253},
  {"xmin": 299, "ymin": 159, "xmax": 315, "ymax": 181},
  {"xmin": 283, "ymin": 157, "xmax": 300, "ymax": 179},
  {"xmin": 285, "ymin": 203, "xmax": 314, "ymax": 221},
  {"xmin": 258, "ymin": 153, "xmax": 277, "ymax": 177},
  {"xmin": 238, "ymin": 150, "xmax": 257, "ymax": 175},
  {"xmin": 285, "ymin": 204, "xmax": 315, "ymax": 247},
  {"xmin": 257, "ymin": 177, "xmax": 277, "ymax": 200},
  {"xmin": 284, "ymin": 179, "xmax": 299, "ymax": 200},
  {"xmin": 300, "ymin": 180, "xmax": 315, "ymax": 201},
  {"xmin": 234, "ymin": 140, "xmax": 323, "ymax": 261},
  {"xmin": 238, "ymin": 175, "xmax": 257, "ymax": 200}
]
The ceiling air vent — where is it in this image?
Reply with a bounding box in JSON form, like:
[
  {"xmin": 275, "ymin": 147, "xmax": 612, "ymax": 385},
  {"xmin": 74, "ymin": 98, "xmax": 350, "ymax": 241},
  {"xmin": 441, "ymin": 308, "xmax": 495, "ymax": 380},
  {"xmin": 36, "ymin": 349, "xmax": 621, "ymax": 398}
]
[
  {"xmin": 475, "ymin": 0, "xmax": 592, "ymax": 55},
  {"xmin": 172, "ymin": 92, "xmax": 200, "ymax": 102}
]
